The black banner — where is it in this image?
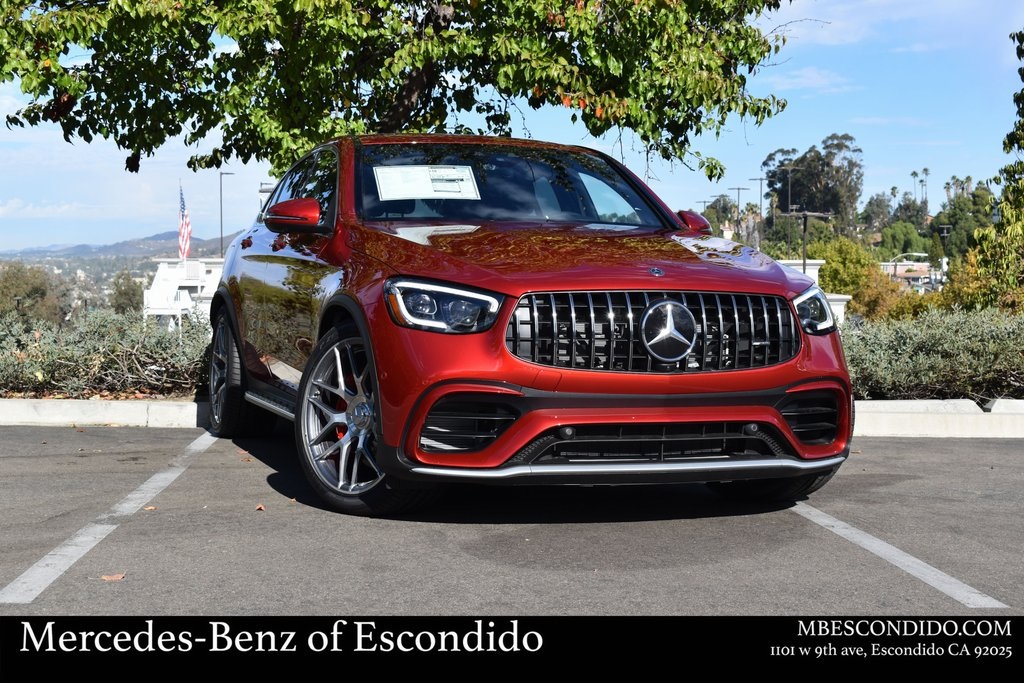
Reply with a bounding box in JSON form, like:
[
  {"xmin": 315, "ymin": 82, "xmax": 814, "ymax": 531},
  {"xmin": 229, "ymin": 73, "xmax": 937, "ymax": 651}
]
[{"xmin": 1, "ymin": 616, "xmax": 1019, "ymax": 672}]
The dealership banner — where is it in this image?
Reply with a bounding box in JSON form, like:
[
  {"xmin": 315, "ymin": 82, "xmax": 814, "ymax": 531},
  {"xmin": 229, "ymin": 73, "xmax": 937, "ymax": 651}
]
[{"xmin": 0, "ymin": 616, "xmax": 1018, "ymax": 672}]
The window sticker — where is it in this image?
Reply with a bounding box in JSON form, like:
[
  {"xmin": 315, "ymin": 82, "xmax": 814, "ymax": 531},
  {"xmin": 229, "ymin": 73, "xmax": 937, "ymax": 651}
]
[{"xmin": 374, "ymin": 165, "xmax": 481, "ymax": 201}]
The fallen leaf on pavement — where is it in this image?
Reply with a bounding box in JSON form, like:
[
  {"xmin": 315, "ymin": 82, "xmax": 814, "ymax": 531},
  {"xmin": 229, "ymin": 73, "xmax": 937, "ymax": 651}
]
[
  {"xmin": 255, "ymin": 504, "xmax": 266, "ymax": 511},
  {"xmin": 143, "ymin": 506, "xmax": 157, "ymax": 511},
  {"xmin": 101, "ymin": 573, "xmax": 126, "ymax": 582},
  {"xmin": 240, "ymin": 457, "xmax": 253, "ymax": 463}
]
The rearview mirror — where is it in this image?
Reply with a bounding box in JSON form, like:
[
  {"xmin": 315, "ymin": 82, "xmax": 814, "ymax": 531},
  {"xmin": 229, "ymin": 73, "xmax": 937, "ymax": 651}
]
[
  {"xmin": 676, "ymin": 210, "xmax": 714, "ymax": 236},
  {"xmin": 265, "ymin": 197, "xmax": 329, "ymax": 234}
]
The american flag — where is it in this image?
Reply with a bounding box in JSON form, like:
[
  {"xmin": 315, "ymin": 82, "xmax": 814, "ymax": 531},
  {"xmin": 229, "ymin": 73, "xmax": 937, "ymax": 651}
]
[{"xmin": 178, "ymin": 185, "xmax": 191, "ymax": 260}]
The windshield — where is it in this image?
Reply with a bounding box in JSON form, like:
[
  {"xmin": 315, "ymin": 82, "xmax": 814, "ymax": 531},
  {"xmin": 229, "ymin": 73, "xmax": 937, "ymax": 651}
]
[{"xmin": 357, "ymin": 142, "xmax": 665, "ymax": 228}]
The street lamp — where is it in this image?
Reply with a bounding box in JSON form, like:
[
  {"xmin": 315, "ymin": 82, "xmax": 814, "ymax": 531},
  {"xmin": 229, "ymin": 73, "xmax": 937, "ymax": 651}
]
[{"xmin": 219, "ymin": 171, "xmax": 235, "ymax": 258}]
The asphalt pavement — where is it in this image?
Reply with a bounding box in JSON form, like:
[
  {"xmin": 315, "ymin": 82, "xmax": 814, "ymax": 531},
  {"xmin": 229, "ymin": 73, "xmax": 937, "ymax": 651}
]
[{"xmin": 0, "ymin": 425, "xmax": 1019, "ymax": 615}]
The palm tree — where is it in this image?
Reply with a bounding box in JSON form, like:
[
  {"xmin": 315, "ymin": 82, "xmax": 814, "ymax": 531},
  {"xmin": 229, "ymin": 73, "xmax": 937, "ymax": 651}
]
[
  {"xmin": 944, "ymin": 181, "xmax": 952, "ymax": 203},
  {"xmin": 922, "ymin": 167, "xmax": 930, "ymax": 204},
  {"xmin": 890, "ymin": 186, "xmax": 898, "ymax": 212},
  {"xmin": 911, "ymin": 170, "xmax": 919, "ymax": 202}
]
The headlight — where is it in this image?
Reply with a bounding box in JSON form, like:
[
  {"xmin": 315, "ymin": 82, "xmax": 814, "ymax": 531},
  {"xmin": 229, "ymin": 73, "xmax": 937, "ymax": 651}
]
[
  {"xmin": 793, "ymin": 285, "xmax": 836, "ymax": 335},
  {"xmin": 384, "ymin": 279, "xmax": 504, "ymax": 333}
]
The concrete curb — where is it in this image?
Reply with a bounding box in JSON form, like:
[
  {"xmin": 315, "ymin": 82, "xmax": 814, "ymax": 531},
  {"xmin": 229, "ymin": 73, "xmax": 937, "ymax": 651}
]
[
  {"xmin": 1, "ymin": 398, "xmax": 209, "ymax": 429},
  {"xmin": 0, "ymin": 398, "xmax": 1021, "ymax": 438}
]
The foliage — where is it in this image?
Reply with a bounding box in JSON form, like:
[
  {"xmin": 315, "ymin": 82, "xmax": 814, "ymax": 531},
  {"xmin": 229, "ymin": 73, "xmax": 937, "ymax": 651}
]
[
  {"xmin": 844, "ymin": 309, "xmax": 1024, "ymax": 401},
  {"xmin": 929, "ymin": 183, "xmax": 992, "ymax": 259},
  {"xmin": 891, "ymin": 192, "xmax": 927, "ymax": 232},
  {"xmin": 0, "ymin": 260, "xmax": 70, "ymax": 324},
  {"xmin": 965, "ymin": 29, "xmax": 1024, "ymax": 310},
  {"xmin": 806, "ymin": 237, "xmax": 875, "ymax": 295},
  {"xmin": 761, "ymin": 133, "xmax": 863, "ymax": 232},
  {"xmin": 859, "ymin": 191, "xmax": 892, "ymax": 230},
  {"xmin": 927, "ymin": 232, "xmax": 944, "ymax": 270},
  {"xmin": 2, "ymin": 0, "xmax": 789, "ymax": 178},
  {"xmin": 109, "ymin": 269, "xmax": 143, "ymax": 314},
  {"xmin": 878, "ymin": 220, "xmax": 928, "ymax": 259},
  {"xmin": 0, "ymin": 309, "xmax": 209, "ymax": 397}
]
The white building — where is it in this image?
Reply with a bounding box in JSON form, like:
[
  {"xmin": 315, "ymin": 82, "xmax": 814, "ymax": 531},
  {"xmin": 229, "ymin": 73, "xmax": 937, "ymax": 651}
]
[{"xmin": 143, "ymin": 258, "xmax": 223, "ymax": 329}]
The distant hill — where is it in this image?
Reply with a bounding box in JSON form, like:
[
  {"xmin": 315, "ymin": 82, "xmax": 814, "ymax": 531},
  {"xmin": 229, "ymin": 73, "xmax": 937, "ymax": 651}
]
[{"xmin": 0, "ymin": 230, "xmax": 243, "ymax": 260}]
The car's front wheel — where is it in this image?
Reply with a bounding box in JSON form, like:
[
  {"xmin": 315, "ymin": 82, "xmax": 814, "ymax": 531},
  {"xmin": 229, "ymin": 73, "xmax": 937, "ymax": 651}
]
[{"xmin": 295, "ymin": 323, "xmax": 426, "ymax": 516}]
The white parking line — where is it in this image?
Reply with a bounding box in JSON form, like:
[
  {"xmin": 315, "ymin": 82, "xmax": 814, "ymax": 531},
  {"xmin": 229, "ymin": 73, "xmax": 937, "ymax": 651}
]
[
  {"xmin": 0, "ymin": 431, "xmax": 217, "ymax": 605},
  {"xmin": 791, "ymin": 502, "xmax": 1009, "ymax": 609}
]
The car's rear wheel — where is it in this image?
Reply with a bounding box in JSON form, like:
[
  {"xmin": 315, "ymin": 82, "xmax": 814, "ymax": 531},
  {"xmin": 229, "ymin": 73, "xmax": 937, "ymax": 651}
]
[
  {"xmin": 295, "ymin": 324, "xmax": 426, "ymax": 516},
  {"xmin": 707, "ymin": 468, "xmax": 838, "ymax": 502},
  {"xmin": 208, "ymin": 310, "xmax": 274, "ymax": 437}
]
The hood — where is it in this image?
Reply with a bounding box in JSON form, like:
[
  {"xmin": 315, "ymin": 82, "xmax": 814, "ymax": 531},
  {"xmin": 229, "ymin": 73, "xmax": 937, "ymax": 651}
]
[{"xmin": 349, "ymin": 221, "xmax": 812, "ymax": 298}]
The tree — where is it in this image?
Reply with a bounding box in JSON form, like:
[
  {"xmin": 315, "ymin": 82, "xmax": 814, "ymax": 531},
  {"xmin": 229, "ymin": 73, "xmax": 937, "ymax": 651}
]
[
  {"xmin": 892, "ymin": 192, "xmax": 927, "ymax": 232},
  {"xmin": 878, "ymin": 221, "xmax": 928, "ymax": 258},
  {"xmin": 928, "ymin": 184, "xmax": 993, "ymax": 260},
  {"xmin": 944, "ymin": 30, "xmax": 1024, "ymax": 311},
  {"xmin": 928, "ymin": 232, "xmax": 945, "ymax": 270},
  {"xmin": 761, "ymin": 133, "xmax": 864, "ymax": 234},
  {"xmin": 0, "ymin": 261, "xmax": 68, "ymax": 323},
  {"xmin": 2, "ymin": 1, "xmax": 789, "ymax": 178},
  {"xmin": 860, "ymin": 192, "xmax": 892, "ymax": 230},
  {"xmin": 109, "ymin": 270, "xmax": 143, "ymax": 314},
  {"xmin": 702, "ymin": 195, "xmax": 736, "ymax": 235}
]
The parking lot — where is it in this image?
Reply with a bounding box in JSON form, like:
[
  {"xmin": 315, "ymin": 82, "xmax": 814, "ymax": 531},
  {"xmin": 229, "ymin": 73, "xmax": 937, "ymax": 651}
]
[{"xmin": 0, "ymin": 425, "xmax": 1020, "ymax": 615}]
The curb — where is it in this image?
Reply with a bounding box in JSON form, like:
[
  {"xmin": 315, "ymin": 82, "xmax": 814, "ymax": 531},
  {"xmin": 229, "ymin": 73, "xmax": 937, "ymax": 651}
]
[
  {"xmin": 1, "ymin": 398, "xmax": 1022, "ymax": 438},
  {"xmin": 1, "ymin": 398, "xmax": 209, "ymax": 429}
]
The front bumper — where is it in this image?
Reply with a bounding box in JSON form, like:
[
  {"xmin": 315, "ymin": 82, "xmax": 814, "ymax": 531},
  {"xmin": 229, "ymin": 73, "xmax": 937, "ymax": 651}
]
[{"xmin": 376, "ymin": 378, "xmax": 853, "ymax": 485}]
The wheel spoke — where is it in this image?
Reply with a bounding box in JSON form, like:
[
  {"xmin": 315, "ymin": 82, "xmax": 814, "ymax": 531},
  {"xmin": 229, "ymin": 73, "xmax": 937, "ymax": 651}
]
[
  {"xmin": 357, "ymin": 432, "xmax": 383, "ymax": 478},
  {"xmin": 336, "ymin": 430, "xmax": 357, "ymax": 490}
]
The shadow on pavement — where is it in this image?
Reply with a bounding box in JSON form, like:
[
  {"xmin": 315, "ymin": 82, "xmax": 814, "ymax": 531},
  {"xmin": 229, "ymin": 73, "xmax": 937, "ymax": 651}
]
[{"xmin": 230, "ymin": 421, "xmax": 795, "ymax": 524}]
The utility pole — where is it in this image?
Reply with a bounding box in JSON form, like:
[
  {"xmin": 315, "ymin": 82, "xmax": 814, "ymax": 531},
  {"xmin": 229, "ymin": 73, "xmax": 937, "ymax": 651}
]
[
  {"xmin": 777, "ymin": 209, "xmax": 832, "ymax": 273},
  {"xmin": 749, "ymin": 176, "xmax": 765, "ymax": 246},
  {"xmin": 728, "ymin": 187, "xmax": 749, "ymax": 242}
]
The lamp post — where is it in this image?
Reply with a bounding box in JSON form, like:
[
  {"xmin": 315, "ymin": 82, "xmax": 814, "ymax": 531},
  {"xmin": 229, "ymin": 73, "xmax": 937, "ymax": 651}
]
[{"xmin": 219, "ymin": 171, "xmax": 235, "ymax": 258}]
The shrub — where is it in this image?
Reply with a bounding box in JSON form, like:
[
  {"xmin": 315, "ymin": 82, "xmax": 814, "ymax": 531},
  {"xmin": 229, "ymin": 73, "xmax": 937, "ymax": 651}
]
[
  {"xmin": 0, "ymin": 309, "xmax": 210, "ymax": 398},
  {"xmin": 843, "ymin": 309, "xmax": 1024, "ymax": 402}
]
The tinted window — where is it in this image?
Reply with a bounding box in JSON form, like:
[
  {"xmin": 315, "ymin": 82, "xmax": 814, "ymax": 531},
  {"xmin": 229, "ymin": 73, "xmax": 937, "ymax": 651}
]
[{"xmin": 357, "ymin": 144, "xmax": 664, "ymax": 227}]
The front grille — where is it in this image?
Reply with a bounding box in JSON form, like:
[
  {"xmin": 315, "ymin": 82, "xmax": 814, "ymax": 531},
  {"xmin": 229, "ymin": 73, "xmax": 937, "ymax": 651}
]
[
  {"xmin": 514, "ymin": 422, "xmax": 794, "ymax": 464},
  {"xmin": 419, "ymin": 397, "xmax": 518, "ymax": 453},
  {"xmin": 505, "ymin": 291, "xmax": 799, "ymax": 373},
  {"xmin": 779, "ymin": 390, "xmax": 840, "ymax": 445}
]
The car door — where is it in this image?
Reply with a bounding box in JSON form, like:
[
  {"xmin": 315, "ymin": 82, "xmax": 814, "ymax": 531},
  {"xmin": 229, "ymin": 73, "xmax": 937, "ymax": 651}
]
[{"xmin": 258, "ymin": 147, "xmax": 340, "ymax": 393}]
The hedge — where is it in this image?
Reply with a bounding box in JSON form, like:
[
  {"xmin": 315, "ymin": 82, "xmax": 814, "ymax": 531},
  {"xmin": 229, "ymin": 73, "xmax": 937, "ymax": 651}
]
[
  {"xmin": 2, "ymin": 307, "xmax": 1022, "ymax": 404},
  {"xmin": 843, "ymin": 308, "xmax": 1024, "ymax": 402},
  {"xmin": 0, "ymin": 309, "xmax": 209, "ymax": 398}
]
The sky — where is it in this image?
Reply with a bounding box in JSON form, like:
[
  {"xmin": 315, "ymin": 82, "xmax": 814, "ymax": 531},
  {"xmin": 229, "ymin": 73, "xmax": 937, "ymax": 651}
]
[{"xmin": 1, "ymin": 0, "xmax": 1023, "ymax": 251}]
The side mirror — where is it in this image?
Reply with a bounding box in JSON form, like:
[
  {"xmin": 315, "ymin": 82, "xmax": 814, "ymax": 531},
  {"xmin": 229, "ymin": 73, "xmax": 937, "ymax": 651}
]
[
  {"xmin": 265, "ymin": 197, "xmax": 329, "ymax": 234},
  {"xmin": 676, "ymin": 209, "xmax": 713, "ymax": 236}
]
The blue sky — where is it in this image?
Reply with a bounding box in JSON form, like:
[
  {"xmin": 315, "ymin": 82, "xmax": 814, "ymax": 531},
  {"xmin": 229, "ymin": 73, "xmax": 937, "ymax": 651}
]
[{"xmin": 1, "ymin": 0, "xmax": 1023, "ymax": 250}]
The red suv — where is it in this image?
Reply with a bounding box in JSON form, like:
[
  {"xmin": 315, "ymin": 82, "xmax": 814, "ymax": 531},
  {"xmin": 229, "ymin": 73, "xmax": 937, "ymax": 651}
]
[{"xmin": 208, "ymin": 135, "xmax": 852, "ymax": 515}]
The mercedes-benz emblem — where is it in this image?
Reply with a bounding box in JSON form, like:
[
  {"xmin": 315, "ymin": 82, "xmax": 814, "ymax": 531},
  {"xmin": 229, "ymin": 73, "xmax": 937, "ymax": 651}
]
[{"xmin": 640, "ymin": 300, "xmax": 697, "ymax": 363}]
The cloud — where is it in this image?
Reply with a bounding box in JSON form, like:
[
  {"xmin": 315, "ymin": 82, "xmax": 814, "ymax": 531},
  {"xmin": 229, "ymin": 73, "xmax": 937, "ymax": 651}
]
[
  {"xmin": 0, "ymin": 198, "xmax": 93, "ymax": 220},
  {"xmin": 760, "ymin": 67, "xmax": 855, "ymax": 94}
]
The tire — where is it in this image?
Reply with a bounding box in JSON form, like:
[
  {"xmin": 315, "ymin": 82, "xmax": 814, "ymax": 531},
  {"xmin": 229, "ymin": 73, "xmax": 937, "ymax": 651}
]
[
  {"xmin": 208, "ymin": 310, "xmax": 275, "ymax": 437},
  {"xmin": 294, "ymin": 323, "xmax": 426, "ymax": 516},
  {"xmin": 707, "ymin": 468, "xmax": 838, "ymax": 502}
]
